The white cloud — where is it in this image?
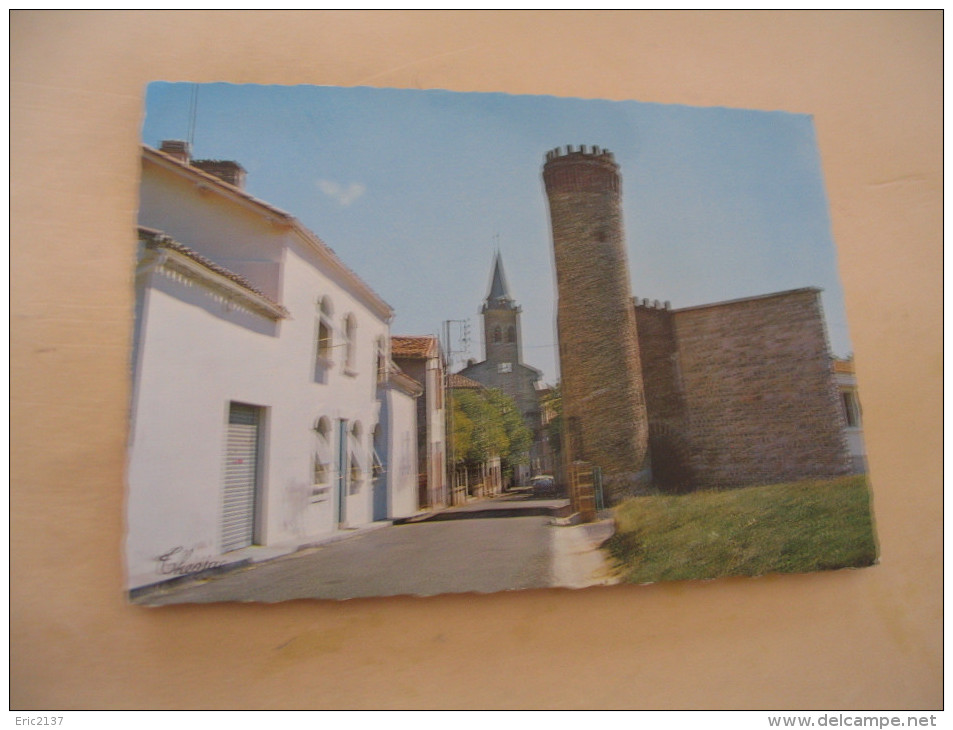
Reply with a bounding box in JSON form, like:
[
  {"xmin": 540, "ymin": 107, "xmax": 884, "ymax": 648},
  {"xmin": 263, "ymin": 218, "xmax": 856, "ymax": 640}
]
[{"xmin": 317, "ymin": 179, "xmax": 366, "ymax": 206}]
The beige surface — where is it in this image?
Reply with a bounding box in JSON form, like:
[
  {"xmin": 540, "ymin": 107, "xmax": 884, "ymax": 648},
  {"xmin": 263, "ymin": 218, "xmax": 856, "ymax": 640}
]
[{"xmin": 11, "ymin": 11, "xmax": 941, "ymax": 709}]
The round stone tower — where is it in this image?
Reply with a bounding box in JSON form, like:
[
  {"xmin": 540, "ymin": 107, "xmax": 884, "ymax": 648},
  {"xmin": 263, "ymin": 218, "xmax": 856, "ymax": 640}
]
[{"xmin": 543, "ymin": 145, "xmax": 650, "ymax": 500}]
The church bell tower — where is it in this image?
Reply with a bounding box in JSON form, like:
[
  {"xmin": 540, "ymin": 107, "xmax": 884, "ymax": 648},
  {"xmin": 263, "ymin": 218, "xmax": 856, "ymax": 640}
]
[{"xmin": 481, "ymin": 252, "xmax": 522, "ymax": 370}]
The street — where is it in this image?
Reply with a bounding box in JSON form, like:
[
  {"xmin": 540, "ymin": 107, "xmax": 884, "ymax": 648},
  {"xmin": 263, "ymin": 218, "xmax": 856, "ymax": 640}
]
[{"xmin": 138, "ymin": 494, "xmax": 614, "ymax": 605}]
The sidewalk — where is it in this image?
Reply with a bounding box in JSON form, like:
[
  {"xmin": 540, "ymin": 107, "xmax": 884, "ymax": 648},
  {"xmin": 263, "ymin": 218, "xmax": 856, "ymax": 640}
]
[
  {"xmin": 551, "ymin": 515, "xmax": 619, "ymax": 589},
  {"xmin": 129, "ymin": 520, "xmax": 393, "ymax": 602}
]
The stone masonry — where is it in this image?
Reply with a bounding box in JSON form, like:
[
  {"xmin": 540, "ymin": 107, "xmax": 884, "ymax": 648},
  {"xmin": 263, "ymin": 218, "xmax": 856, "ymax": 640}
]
[
  {"xmin": 635, "ymin": 290, "xmax": 852, "ymax": 490},
  {"xmin": 544, "ymin": 146, "xmax": 851, "ymax": 496},
  {"xmin": 543, "ymin": 146, "xmax": 650, "ymax": 500}
]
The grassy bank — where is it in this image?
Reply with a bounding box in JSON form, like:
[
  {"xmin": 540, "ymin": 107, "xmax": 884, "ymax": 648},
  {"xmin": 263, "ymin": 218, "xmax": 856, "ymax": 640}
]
[{"xmin": 604, "ymin": 475, "xmax": 878, "ymax": 584}]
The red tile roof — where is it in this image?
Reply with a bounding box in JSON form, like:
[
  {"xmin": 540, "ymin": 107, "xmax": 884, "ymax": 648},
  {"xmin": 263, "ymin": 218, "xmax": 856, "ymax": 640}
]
[
  {"xmin": 448, "ymin": 372, "xmax": 485, "ymax": 390},
  {"xmin": 391, "ymin": 335, "xmax": 438, "ymax": 359}
]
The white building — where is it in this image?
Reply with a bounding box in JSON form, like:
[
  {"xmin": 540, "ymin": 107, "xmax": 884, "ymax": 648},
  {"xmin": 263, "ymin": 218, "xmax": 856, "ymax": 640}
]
[
  {"xmin": 834, "ymin": 357, "xmax": 867, "ymax": 474},
  {"xmin": 373, "ymin": 362, "xmax": 423, "ymax": 520},
  {"xmin": 127, "ymin": 141, "xmax": 418, "ymax": 592},
  {"xmin": 391, "ymin": 336, "xmax": 448, "ymax": 509}
]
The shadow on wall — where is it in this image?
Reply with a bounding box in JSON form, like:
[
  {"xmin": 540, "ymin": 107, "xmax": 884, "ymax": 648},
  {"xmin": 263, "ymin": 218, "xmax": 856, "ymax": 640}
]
[{"xmin": 647, "ymin": 420, "xmax": 696, "ymax": 494}]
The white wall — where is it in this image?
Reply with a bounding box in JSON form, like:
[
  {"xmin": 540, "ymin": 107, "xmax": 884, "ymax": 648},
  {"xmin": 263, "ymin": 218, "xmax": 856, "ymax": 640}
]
[
  {"xmin": 383, "ymin": 386, "xmax": 420, "ymax": 519},
  {"xmin": 425, "ymin": 358, "xmax": 447, "ymax": 505},
  {"xmin": 127, "ymin": 163, "xmax": 391, "ymax": 590}
]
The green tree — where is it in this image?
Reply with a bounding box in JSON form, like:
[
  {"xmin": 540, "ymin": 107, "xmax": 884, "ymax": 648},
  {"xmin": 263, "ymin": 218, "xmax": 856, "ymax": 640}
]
[
  {"xmin": 451, "ymin": 389, "xmax": 506, "ymax": 465},
  {"xmin": 449, "ymin": 388, "xmax": 531, "ymax": 482},
  {"xmin": 484, "ymin": 388, "xmax": 532, "ymax": 470}
]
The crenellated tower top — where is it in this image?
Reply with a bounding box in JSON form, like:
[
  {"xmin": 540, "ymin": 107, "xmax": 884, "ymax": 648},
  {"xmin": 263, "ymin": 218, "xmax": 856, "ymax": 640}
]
[{"xmin": 542, "ymin": 145, "xmax": 620, "ymax": 194}]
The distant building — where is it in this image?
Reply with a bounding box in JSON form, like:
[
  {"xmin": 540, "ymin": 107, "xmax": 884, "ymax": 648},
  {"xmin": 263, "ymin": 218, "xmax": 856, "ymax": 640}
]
[
  {"xmin": 374, "ymin": 359, "xmax": 424, "ymax": 520},
  {"xmin": 127, "ymin": 141, "xmax": 416, "ymax": 593},
  {"xmin": 391, "ymin": 335, "xmax": 448, "ymax": 509},
  {"xmin": 458, "ymin": 253, "xmax": 546, "ymax": 484},
  {"xmin": 834, "ymin": 357, "xmax": 867, "ymax": 474},
  {"xmin": 447, "ymin": 372, "xmax": 485, "ymax": 390}
]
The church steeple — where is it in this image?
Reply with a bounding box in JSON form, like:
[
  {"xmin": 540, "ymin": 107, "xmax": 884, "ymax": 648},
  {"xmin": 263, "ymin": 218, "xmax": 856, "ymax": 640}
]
[
  {"xmin": 480, "ymin": 252, "xmax": 522, "ymax": 365},
  {"xmin": 483, "ymin": 251, "xmax": 517, "ymax": 311}
]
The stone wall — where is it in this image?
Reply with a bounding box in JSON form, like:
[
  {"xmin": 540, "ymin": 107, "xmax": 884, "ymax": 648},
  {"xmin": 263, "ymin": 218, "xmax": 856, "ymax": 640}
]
[
  {"xmin": 633, "ymin": 300, "xmax": 694, "ymax": 490},
  {"xmin": 636, "ymin": 288, "xmax": 852, "ymax": 490}
]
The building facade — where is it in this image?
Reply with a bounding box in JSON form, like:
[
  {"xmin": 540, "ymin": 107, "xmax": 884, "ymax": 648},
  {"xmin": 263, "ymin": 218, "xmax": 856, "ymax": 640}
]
[
  {"xmin": 127, "ymin": 141, "xmax": 416, "ymax": 592},
  {"xmin": 391, "ymin": 335, "xmax": 448, "ymax": 510},
  {"xmin": 834, "ymin": 357, "xmax": 867, "ymax": 474},
  {"xmin": 373, "ymin": 362, "xmax": 423, "ymax": 520},
  {"xmin": 458, "ymin": 253, "xmax": 545, "ymax": 484}
]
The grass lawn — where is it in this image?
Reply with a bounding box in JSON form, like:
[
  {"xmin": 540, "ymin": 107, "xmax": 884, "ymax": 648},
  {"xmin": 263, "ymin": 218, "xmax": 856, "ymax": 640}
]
[{"xmin": 604, "ymin": 475, "xmax": 878, "ymax": 584}]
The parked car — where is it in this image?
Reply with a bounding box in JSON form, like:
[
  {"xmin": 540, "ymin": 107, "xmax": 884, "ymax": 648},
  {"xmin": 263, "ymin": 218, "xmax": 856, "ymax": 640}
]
[{"xmin": 530, "ymin": 475, "xmax": 558, "ymax": 498}]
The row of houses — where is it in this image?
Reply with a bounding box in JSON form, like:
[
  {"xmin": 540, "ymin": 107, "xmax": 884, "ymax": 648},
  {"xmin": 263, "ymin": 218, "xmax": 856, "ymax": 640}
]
[{"xmin": 127, "ymin": 142, "xmax": 449, "ymax": 592}]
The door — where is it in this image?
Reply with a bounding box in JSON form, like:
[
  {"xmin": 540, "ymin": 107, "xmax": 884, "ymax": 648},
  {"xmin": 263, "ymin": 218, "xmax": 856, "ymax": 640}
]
[
  {"xmin": 372, "ymin": 425, "xmax": 387, "ymax": 520},
  {"xmin": 222, "ymin": 403, "xmax": 261, "ymax": 552}
]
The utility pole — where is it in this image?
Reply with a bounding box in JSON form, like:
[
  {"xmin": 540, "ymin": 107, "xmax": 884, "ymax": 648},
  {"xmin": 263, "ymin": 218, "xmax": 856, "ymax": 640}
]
[{"xmin": 442, "ymin": 318, "xmax": 470, "ymax": 505}]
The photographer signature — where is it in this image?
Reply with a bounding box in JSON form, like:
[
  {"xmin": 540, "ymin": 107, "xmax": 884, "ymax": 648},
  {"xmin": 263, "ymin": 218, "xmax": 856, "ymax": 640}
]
[{"xmin": 156, "ymin": 546, "xmax": 226, "ymax": 577}]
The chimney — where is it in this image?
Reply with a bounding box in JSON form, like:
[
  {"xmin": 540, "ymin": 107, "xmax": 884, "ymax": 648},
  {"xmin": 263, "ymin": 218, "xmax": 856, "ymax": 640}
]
[
  {"xmin": 159, "ymin": 140, "xmax": 191, "ymax": 164},
  {"xmin": 192, "ymin": 159, "xmax": 247, "ymax": 190}
]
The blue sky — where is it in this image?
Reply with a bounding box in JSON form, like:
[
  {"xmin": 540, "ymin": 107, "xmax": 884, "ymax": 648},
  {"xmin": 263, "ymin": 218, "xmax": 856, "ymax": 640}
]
[{"xmin": 142, "ymin": 82, "xmax": 852, "ymax": 384}]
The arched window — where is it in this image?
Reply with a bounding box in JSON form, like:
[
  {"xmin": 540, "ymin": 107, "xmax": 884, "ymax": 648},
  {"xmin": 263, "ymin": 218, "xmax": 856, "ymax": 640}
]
[
  {"xmin": 349, "ymin": 454, "xmax": 363, "ymax": 494},
  {"xmin": 493, "ymin": 326, "xmax": 502, "ymax": 343},
  {"xmin": 343, "ymin": 313, "xmax": 357, "ymax": 372},
  {"xmin": 311, "ymin": 416, "xmax": 332, "ymax": 501},
  {"xmin": 376, "ymin": 336, "xmax": 387, "ymax": 382},
  {"xmin": 506, "ymin": 326, "xmax": 516, "ymax": 343},
  {"xmin": 349, "ymin": 421, "xmax": 364, "ymax": 493},
  {"xmin": 316, "ymin": 297, "xmax": 333, "ymax": 362}
]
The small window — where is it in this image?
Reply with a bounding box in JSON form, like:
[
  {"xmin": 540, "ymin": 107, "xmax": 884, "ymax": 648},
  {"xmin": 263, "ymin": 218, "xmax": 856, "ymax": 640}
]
[
  {"xmin": 506, "ymin": 326, "xmax": 516, "ymax": 343},
  {"xmin": 842, "ymin": 391, "xmax": 861, "ymax": 428},
  {"xmin": 349, "ymin": 454, "xmax": 363, "ymax": 493},
  {"xmin": 493, "ymin": 326, "xmax": 502, "ymax": 343},
  {"xmin": 315, "ymin": 297, "xmax": 334, "ymax": 377},
  {"xmin": 372, "ymin": 425, "xmax": 385, "ymax": 478},
  {"xmin": 311, "ymin": 417, "xmax": 332, "ymax": 501},
  {"xmin": 317, "ymin": 320, "xmax": 332, "ymax": 359},
  {"xmin": 376, "ymin": 336, "xmax": 387, "ymax": 382},
  {"xmin": 343, "ymin": 313, "xmax": 357, "ymax": 373}
]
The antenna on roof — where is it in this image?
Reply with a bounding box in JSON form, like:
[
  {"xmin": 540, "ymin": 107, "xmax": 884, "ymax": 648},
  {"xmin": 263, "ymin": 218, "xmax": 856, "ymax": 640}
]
[{"xmin": 187, "ymin": 84, "xmax": 199, "ymax": 148}]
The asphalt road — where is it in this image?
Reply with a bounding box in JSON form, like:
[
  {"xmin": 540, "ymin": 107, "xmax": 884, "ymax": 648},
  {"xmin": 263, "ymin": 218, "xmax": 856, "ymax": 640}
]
[{"xmin": 141, "ymin": 510, "xmax": 556, "ymax": 604}]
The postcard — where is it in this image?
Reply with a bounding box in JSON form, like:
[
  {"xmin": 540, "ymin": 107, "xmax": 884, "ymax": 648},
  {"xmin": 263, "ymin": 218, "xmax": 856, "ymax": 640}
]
[{"xmin": 127, "ymin": 83, "xmax": 876, "ymax": 604}]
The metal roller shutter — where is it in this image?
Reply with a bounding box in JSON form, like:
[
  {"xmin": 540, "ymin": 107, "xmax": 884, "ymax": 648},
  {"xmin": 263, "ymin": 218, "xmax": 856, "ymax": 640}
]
[{"xmin": 222, "ymin": 403, "xmax": 260, "ymax": 552}]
